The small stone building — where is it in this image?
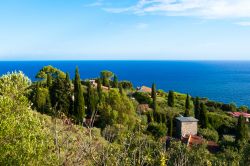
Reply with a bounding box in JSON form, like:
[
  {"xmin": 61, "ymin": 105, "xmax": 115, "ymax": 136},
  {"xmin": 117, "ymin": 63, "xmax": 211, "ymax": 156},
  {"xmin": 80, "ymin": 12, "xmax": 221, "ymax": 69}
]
[{"xmin": 176, "ymin": 117, "xmax": 199, "ymax": 138}]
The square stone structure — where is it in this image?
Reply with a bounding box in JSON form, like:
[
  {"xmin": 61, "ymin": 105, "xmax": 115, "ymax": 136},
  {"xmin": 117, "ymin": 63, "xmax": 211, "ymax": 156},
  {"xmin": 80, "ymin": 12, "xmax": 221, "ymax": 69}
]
[{"xmin": 176, "ymin": 117, "xmax": 199, "ymax": 138}]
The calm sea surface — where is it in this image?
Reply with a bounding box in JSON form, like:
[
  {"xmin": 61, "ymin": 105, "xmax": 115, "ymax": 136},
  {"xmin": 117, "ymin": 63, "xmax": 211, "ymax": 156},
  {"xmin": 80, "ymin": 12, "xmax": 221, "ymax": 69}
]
[{"xmin": 1, "ymin": 60, "xmax": 250, "ymax": 107}]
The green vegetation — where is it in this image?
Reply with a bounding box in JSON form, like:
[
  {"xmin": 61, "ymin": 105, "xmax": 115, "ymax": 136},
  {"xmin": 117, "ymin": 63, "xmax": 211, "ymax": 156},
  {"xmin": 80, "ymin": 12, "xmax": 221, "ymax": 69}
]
[
  {"xmin": 0, "ymin": 66, "xmax": 249, "ymax": 165},
  {"xmin": 235, "ymin": 115, "xmax": 249, "ymax": 145},
  {"xmin": 184, "ymin": 94, "xmax": 191, "ymax": 117},
  {"xmin": 100, "ymin": 70, "xmax": 113, "ymax": 87},
  {"xmin": 0, "ymin": 72, "xmax": 57, "ymax": 165},
  {"xmin": 113, "ymin": 75, "xmax": 118, "ymax": 88},
  {"xmin": 168, "ymin": 90, "xmax": 175, "ymax": 107},
  {"xmin": 74, "ymin": 67, "xmax": 85, "ymax": 122},
  {"xmin": 200, "ymin": 102, "xmax": 209, "ymax": 128},
  {"xmin": 194, "ymin": 97, "xmax": 201, "ymax": 119},
  {"xmin": 152, "ymin": 83, "xmax": 157, "ymax": 112}
]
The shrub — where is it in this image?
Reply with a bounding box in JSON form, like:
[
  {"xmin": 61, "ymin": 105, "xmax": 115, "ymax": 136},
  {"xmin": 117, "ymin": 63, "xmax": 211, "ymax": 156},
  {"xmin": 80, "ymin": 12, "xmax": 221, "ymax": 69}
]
[
  {"xmin": 198, "ymin": 128, "xmax": 219, "ymax": 142},
  {"xmin": 147, "ymin": 122, "xmax": 167, "ymax": 139},
  {"xmin": 133, "ymin": 92, "xmax": 152, "ymax": 104},
  {"xmin": 0, "ymin": 72, "xmax": 57, "ymax": 165}
]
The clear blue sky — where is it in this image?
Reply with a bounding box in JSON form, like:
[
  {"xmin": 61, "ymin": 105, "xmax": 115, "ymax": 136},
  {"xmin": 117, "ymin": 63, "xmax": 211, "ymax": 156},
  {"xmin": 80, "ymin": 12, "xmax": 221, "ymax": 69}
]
[{"xmin": 1, "ymin": 0, "xmax": 250, "ymax": 60}]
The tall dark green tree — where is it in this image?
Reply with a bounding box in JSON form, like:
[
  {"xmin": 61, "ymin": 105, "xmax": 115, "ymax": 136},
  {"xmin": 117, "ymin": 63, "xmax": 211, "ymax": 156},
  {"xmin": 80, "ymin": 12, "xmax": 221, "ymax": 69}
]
[
  {"xmin": 194, "ymin": 97, "xmax": 200, "ymax": 120},
  {"xmin": 200, "ymin": 103, "xmax": 208, "ymax": 128},
  {"xmin": 168, "ymin": 90, "xmax": 175, "ymax": 107},
  {"xmin": 66, "ymin": 72, "xmax": 71, "ymax": 85},
  {"xmin": 168, "ymin": 116, "xmax": 173, "ymax": 137},
  {"xmin": 151, "ymin": 83, "xmax": 156, "ymax": 99},
  {"xmin": 65, "ymin": 72, "xmax": 74, "ymax": 115},
  {"xmin": 152, "ymin": 83, "xmax": 157, "ymax": 112},
  {"xmin": 184, "ymin": 94, "xmax": 191, "ymax": 117},
  {"xmin": 86, "ymin": 82, "xmax": 97, "ymax": 118},
  {"xmin": 113, "ymin": 75, "xmax": 118, "ymax": 88},
  {"xmin": 74, "ymin": 67, "xmax": 85, "ymax": 122},
  {"xmin": 235, "ymin": 115, "xmax": 248, "ymax": 145},
  {"xmin": 50, "ymin": 77, "xmax": 71, "ymax": 115},
  {"xmin": 97, "ymin": 78, "xmax": 102, "ymax": 100}
]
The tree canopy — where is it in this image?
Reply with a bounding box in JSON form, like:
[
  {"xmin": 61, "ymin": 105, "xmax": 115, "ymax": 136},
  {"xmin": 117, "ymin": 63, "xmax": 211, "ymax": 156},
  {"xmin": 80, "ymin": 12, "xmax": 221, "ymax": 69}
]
[{"xmin": 36, "ymin": 65, "xmax": 66, "ymax": 79}]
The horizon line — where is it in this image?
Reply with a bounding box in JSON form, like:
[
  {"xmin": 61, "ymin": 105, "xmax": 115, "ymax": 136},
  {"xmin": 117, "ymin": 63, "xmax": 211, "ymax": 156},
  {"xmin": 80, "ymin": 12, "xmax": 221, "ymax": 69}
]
[{"xmin": 1, "ymin": 59, "xmax": 250, "ymax": 62}]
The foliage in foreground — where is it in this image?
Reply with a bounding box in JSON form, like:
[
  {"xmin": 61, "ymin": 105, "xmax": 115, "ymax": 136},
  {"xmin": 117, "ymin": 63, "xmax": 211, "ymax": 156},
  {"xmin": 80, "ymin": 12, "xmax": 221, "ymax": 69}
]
[{"xmin": 0, "ymin": 72, "xmax": 57, "ymax": 165}]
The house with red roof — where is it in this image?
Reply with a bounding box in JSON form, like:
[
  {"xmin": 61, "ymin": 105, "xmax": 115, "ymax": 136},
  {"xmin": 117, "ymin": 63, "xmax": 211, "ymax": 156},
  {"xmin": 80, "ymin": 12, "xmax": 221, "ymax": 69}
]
[
  {"xmin": 228, "ymin": 112, "xmax": 250, "ymax": 122},
  {"xmin": 137, "ymin": 86, "xmax": 152, "ymax": 93},
  {"xmin": 181, "ymin": 134, "xmax": 220, "ymax": 153}
]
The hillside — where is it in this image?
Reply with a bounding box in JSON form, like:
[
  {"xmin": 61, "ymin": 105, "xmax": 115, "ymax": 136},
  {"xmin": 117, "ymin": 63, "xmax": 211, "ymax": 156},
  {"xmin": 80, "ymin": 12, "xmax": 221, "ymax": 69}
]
[{"xmin": 0, "ymin": 66, "xmax": 250, "ymax": 165}]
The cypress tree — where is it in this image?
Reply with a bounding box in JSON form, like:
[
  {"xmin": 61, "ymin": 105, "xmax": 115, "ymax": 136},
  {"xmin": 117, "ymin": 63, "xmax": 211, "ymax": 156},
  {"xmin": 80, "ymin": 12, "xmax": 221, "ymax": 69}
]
[
  {"xmin": 97, "ymin": 78, "xmax": 102, "ymax": 99},
  {"xmin": 74, "ymin": 67, "xmax": 85, "ymax": 122},
  {"xmin": 35, "ymin": 83, "xmax": 41, "ymax": 111},
  {"xmin": 184, "ymin": 94, "xmax": 191, "ymax": 117},
  {"xmin": 236, "ymin": 115, "xmax": 248, "ymax": 144},
  {"xmin": 50, "ymin": 77, "xmax": 71, "ymax": 115},
  {"xmin": 65, "ymin": 73, "xmax": 73, "ymax": 115},
  {"xmin": 194, "ymin": 97, "xmax": 200, "ymax": 120},
  {"xmin": 113, "ymin": 75, "xmax": 118, "ymax": 88},
  {"xmin": 200, "ymin": 103, "xmax": 208, "ymax": 128},
  {"xmin": 151, "ymin": 83, "xmax": 156, "ymax": 99},
  {"xmin": 66, "ymin": 72, "xmax": 71, "ymax": 85},
  {"xmin": 152, "ymin": 83, "xmax": 157, "ymax": 112},
  {"xmin": 86, "ymin": 82, "xmax": 97, "ymax": 118},
  {"xmin": 168, "ymin": 116, "xmax": 173, "ymax": 137},
  {"xmin": 168, "ymin": 90, "xmax": 175, "ymax": 107}
]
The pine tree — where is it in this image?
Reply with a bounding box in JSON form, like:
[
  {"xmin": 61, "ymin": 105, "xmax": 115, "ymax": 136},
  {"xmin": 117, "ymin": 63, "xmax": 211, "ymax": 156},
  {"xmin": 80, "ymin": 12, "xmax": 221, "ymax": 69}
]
[
  {"xmin": 184, "ymin": 94, "xmax": 191, "ymax": 117},
  {"xmin": 46, "ymin": 73, "xmax": 52, "ymax": 88},
  {"xmin": 236, "ymin": 115, "xmax": 248, "ymax": 144},
  {"xmin": 119, "ymin": 84, "xmax": 123, "ymax": 95},
  {"xmin": 168, "ymin": 90, "xmax": 175, "ymax": 107},
  {"xmin": 100, "ymin": 70, "xmax": 113, "ymax": 87},
  {"xmin": 113, "ymin": 75, "xmax": 118, "ymax": 88},
  {"xmin": 74, "ymin": 67, "xmax": 85, "ymax": 122},
  {"xmin": 200, "ymin": 103, "xmax": 208, "ymax": 128},
  {"xmin": 194, "ymin": 97, "xmax": 200, "ymax": 120}
]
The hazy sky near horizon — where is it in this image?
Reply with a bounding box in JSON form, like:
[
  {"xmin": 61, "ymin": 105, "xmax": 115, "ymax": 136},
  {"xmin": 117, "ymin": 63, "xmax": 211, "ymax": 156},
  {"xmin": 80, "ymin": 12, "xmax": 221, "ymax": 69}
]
[{"xmin": 1, "ymin": 0, "xmax": 250, "ymax": 60}]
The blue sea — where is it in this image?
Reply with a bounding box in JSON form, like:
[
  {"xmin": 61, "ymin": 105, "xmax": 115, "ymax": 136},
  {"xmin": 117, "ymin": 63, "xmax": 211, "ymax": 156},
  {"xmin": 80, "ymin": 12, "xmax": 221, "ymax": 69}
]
[{"xmin": 1, "ymin": 60, "xmax": 250, "ymax": 107}]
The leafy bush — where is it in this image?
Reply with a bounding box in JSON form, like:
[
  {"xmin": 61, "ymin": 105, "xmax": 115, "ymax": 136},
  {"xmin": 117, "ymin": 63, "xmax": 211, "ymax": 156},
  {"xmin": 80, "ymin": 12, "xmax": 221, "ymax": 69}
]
[
  {"xmin": 147, "ymin": 122, "xmax": 167, "ymax": 139},
  {"xmin": 133, "ymin": 92, "xmax": 152, "ymax": 104},
  {"xmin": 208, "ymin": 112, "xmax": 236, "ymax": 132},
  {"xmin": 0, "ymin": 72, "xmax": 57, "ymax": 165},
  {"xmin": 198, "ymin": 128, "xmax": 219, "ymax": 142}
]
